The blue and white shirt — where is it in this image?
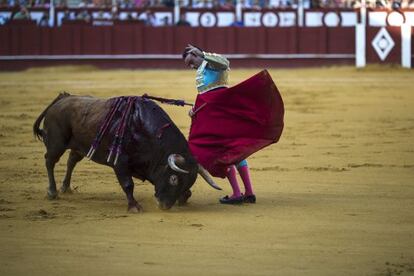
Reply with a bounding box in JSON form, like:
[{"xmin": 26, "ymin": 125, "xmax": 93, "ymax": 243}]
[{"xmin": 196, "ymin": 52, "xmax": 230, "ymax": 94}]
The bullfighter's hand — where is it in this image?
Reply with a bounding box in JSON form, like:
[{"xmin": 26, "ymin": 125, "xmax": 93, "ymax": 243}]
[
  {"xmin": 188, "ymin": 108, "xmax": 195, "ymax": 117},
  {"xmin": 186, "ymin": 44, "xmax": 204, "ymax": 58}
]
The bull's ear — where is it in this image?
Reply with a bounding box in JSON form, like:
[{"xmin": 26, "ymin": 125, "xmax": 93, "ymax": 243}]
[
  {"xmin": 168, "ymin": 154, "xmax": 189, "ymax": 174},
  {"xmin": 198, "ymin": 165, "xmax": 222, "ymax": 190}
]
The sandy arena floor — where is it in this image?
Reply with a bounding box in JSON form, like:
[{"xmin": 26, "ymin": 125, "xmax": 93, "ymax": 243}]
[{"xmin": 0, "ymin": 66, "xmax": 413, "ymax": 275}]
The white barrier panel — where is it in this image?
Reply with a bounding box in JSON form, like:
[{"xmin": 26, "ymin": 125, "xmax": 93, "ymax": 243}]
[
  {"xmin": 401, "ymin": 24, "xmax": 412, "ymax": 68},
  {"xmin": 368, "ymin": 11, "xmax": 387, "ymax": 26},
  {"xmin": 356, "ymin": 23, "xmax": 366, "ymax": 68},
  {"xmin": 341, "ymin": 12, "xmax": 357, "ymax": 27},
  {"xmin": 405, "ymin": 12, "xmax": 414, "ymax": 26}
]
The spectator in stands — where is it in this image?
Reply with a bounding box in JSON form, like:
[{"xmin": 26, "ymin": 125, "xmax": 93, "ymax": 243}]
[
  {"xmin": 161, "ymin": 15, "xmax": 170, "ymax": 25},
  {"xmin": 129, "ymin": 12, "xmax": 138, "ymax": 20},
  {"xmin": 391, "ymin": 0, "xmax": 402, "ymax": 8},
  {"xmin": 134, "ymin": 0, "xmax": 149, "ymax": 7},
  {"xmin": 192, "ymin": 0, "xmax": 213, "ymax": 7},
  {"xmin": 95, "ymin": 10, "xmax": 105, "ymax": 20},
  {"xmin": 61, "ymin": 10, "xmax": 72, "ymax": 21},
  {"xmin": 7, "ymin": 0, "xmax": 18, "ymax": 6},
  {"xmin": 76, "ymin": 9, "xmax": 91, "ymax": 22},
  {"xmin": 138, "ymin": 9, "xmax": 156, "ymax": 26},
  {"xmin": 77, "ymin": 0, "xmax": 94, "ymax": 7},
  {"xmin": 0, "ymin": 14, "xmax": 8, "ymax": 25},
  {"xmin": 162, "ymin": 0, "xmax": 174, "ymax": 7},
  {"xmin": 38, "ymin": 11, "xmax": 49, "ymax": 26},
  {"xmin": 12, "ymin": 5, "xmax": 31, "ymax": 20},
  {"xmin": 268, "ymin": 0, "xmax": 293, "ymax": 7},
  {"xmin": 118, "ymin": 0, "xmax": 134, "ymax": 8},
  {"xmin": 217, "ymin": 0, "xmax": 234, "ymax": 9},
  {"xmin": 241, "ymin": 0, "xmax": 265, "ymax": 8},
  {"xmin": 33, "ymin": 0, "xmax": 49, "ymax": 7},
  {"xmin": 230, "ymin": 20, "xmax": 244, "ymax": 26},
  {"xmin": 111, "ymin": 6, "xmax": 118, "ymax": 20},
  {"xmin": 176, "ymin": 13, "xmax": 190, "ymax": 26}
]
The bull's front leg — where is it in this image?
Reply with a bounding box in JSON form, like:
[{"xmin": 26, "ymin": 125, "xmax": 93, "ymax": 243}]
[
  {"xmin": 178, "ymin": 189, "xmax": 192, "ymax": 205},
  {"xmin": 113, "ymin": 166, "xmax": 143, "ymax": 213}
]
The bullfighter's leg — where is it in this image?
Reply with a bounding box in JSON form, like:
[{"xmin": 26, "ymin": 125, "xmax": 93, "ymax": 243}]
[
  {"xmin": 237, "ymin": 160, "xmax": 256, "ymax": 203},
  {"xmin": 44, "ymin": 141, "xmax": 66, "ymax": 200},
  {"xmin": 113, "ymin": 167, "xmax": 143, "ymax": 213},
  {"xmin": 61, "ymin": 150, "xmax": 84, "ymax": 193},
  {"xmin": 219, "ymin": 165, "xmax": 243, "ymax": 204}
]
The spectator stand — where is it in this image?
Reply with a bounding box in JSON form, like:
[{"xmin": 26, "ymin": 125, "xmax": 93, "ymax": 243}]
[
  {"xmin": 0, "ymin": 6, "xmax": 48, "ymax": 25},
  {"xmin": 1, "ymin": 0, "xmax": 414, "ymax": 27},
  {"xmin": 56, "ymin": 6, "xmax": 174, "ymax": 26}
]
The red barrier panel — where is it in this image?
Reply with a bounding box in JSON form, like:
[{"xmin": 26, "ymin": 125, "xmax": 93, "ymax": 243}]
[
  {"xmin": 366, "ymin": 26, "xmax": 401, "ymax": 64},
  {"xmin": 327, "ymin": 27, "xmax": 354, "ymax": 54},
  {"xmin": 112, "ymin": 24, "xmax": 135, "ymax": 54},
  {"xmin": 142, "ymin": 27, "xmax": 175, "ymax": 54},
  {"xmin": 173, "ymin": 27, "xmax": 195, "ymax": 53},
  {"xmin": 203, "ymin": 28, "xmax": 231, "ymax": 54},
  {"xmin": 82, "ymin": 26, "xmax": 109, "ymax": 54},
  {"xmin": 235, "ymin": 28, "xmax": 267, "ymax": 54},
  {"xmin": 19, "ymin": 25, "xmax": 40, "ymax": 55},
  {"xmin": 0, "ymin": 26, "xmax": 10, "ymax": 55},
  {"xmin": 39, "ymin": 28, "xmax": 51, "ymax": 55},
  {"xmin": 266, "ymin": 28, "xmax": 296, "ymax": 54},
  {"xmin": 0, "ymin": 25, "xmax": 355, "ymax": 55},
  {"xmin": 0, "ymin": 25, "xmax": 357, "ymax": 70},
  {"xmin": 297, "ymin": 28, "xmax": 324, "ymax": 54},
  {"xmin": 50, "ymin": 26, "xmax": 72, "ymax": 54}
]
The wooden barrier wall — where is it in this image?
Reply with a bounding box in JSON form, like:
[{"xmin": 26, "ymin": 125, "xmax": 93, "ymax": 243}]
[{"xmin": 0, "ymin": 24, "xmax": 355, "ymax": 56}]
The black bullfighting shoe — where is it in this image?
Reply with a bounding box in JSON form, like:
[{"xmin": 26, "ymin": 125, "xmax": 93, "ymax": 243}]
[
  {"xmin": 219, "ymin": 195, "xmax": 244, "ymax": 205},
  {"xmin": 243, "ymin": 194, "xmax": 256, "ymax": 204}
]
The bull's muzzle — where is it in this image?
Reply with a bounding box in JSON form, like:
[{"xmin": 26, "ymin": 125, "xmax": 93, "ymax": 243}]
[{"xmin": 156, "ymin": 197, "xmax": 175, "ymax": 210}]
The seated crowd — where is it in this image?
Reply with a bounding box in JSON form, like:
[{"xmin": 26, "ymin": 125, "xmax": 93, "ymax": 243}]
[
  {"xmin": 1, "ymin": 0, "xmax": 413, "ymax": 9},
  {"xmin": 0, "ymin": 0, "xmax": 412, "ymax": 27}
]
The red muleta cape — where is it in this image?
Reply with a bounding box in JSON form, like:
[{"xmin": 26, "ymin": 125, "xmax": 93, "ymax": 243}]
[{"xmin": 188, "ymin": 70, "xmax": 284, "ymax": 178}]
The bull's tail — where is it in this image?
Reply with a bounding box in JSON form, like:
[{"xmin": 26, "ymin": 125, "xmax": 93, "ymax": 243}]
[{"xmin": 33, "ymin": 92, "xmax": 71, "ymax": 141}]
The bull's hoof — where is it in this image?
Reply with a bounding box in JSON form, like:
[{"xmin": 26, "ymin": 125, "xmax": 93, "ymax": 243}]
[
  {"xmin": 178, "ymin": 190, "xmax": 192, "ymax": 206},
  {"xmin": 60, "ymin": 186, "xmax": 72, "ymax": 194},
  {"xmin": 47, "ymin": 190, "xmax": 58, "ymax": 200},
  {"xmin": 128, "ymin": 203, "xmax": 143, "ymax": 213}
]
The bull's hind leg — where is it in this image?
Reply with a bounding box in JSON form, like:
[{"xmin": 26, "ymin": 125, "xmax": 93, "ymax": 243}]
[
  {"xmin": 44, "ymin": 133, "xmax": 67, "ymax": 200},
  {"xmin": 113, "ymin": 167, "xmax": 143, "ymax": 213},
  {"xmin": 61, "ymin": 150, "xmax": 83, "ymax": 193},
  {"xmin": 45, "ymin": 149, "xmax": 66, "ymax": 199}
]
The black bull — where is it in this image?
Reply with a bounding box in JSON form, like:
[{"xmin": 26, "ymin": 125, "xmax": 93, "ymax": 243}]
[{"xmin": 33, "ymin": 93, "xmax": 219, "ymax": 212}]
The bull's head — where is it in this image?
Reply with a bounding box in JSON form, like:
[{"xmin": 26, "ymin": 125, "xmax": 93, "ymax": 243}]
[{"xmin": 154, "ymin": 154, "xmax": 221, "ymax": 210}]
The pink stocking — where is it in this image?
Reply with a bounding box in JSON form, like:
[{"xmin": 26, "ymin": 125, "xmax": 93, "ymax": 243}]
[
  {"xmin": 238, "ymin": 165, "xmax": 254, "ymax": 196},
  {"xmin": 226, "ymin": 165, "xmax": 241, "ymax": 198}
]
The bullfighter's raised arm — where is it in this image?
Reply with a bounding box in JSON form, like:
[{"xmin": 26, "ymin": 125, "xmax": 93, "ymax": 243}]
[{"xmin": 202, "ymin": 52, "xmax": 230, "ymax": 71}]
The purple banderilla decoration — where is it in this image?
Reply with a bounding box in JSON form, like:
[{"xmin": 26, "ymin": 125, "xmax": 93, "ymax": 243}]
[
  {"xmin": 87, "ymin": 94, "xmax": 190, "ymax": 165},
  {"xmin": 107, "ymin": 97, "xmax": 136, "ymax": 166},
  {"xmin": 86, "ymin": 97, "xmax": 123, "ymax": 160},
  {"xmin": 87, "ymin": 96, "xmax": 136, "ymax": 165}
]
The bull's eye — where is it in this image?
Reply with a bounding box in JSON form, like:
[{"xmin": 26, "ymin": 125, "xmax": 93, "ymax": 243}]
[{"xmin": 169, "ymin": 174, "xmax": 179, "ymax": 186}]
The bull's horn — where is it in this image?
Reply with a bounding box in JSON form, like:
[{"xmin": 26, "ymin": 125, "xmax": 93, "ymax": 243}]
[
  {"xmin": 198, "ymin": 165, "xmax": 222, "ymax": 190},
  {"xmin": 168, "ymin": 154, "xmax": 189, "ymax": 174}
]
